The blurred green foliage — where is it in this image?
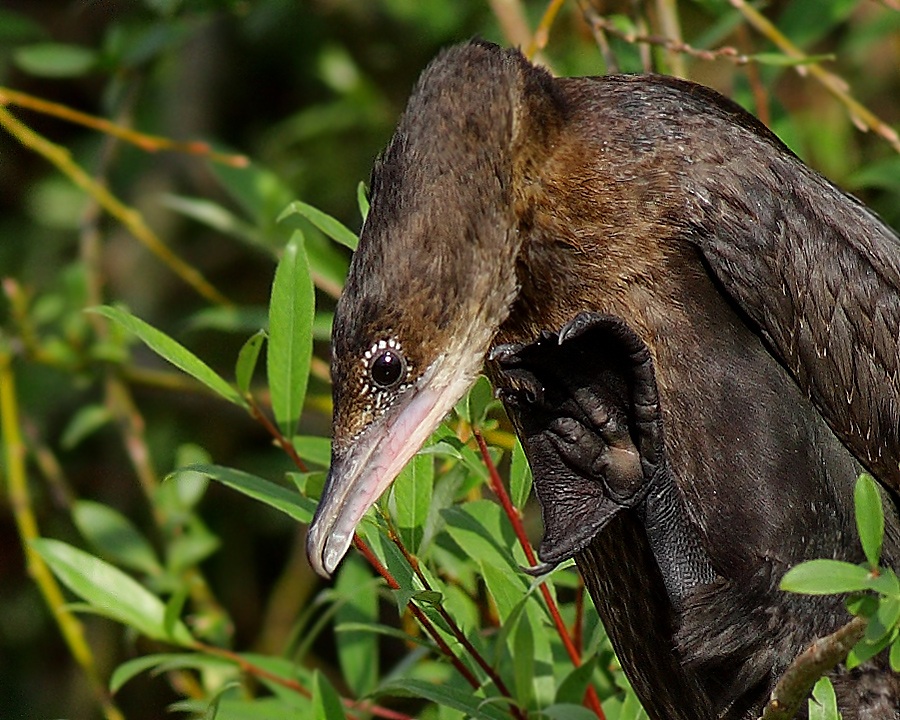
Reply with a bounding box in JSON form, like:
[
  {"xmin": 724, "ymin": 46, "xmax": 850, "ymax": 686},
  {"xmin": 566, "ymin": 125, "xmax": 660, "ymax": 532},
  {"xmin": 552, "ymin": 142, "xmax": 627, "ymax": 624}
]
[{"xmin": 1, "ymin": 1, "xmax": 898, "ymax": 719}]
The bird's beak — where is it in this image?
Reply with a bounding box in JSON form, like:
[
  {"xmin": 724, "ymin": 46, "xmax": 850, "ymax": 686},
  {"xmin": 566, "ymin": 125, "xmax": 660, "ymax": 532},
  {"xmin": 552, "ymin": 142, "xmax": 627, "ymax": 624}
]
[{"xmin": 306, "ymin": 362, "xmax": 475, "ymax": 578}]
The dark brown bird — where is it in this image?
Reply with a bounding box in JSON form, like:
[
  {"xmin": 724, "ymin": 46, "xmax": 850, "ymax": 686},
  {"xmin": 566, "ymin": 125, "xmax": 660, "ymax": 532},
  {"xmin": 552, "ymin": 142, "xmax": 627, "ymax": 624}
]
[{"xmin": 306, "ymin": 40, "xmax": 900, "ymax": 718}]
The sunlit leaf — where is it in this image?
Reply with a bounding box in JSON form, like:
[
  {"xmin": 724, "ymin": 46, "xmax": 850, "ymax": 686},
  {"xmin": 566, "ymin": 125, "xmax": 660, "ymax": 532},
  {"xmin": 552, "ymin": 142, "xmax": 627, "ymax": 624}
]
[
  {"xmin": 91, "ymin": 305, "xmax": 245, "ymax": 408},
  {"xmin": 31, "ymin": 539, "xmax": 193, "ymax": 645},
  {"xmin": 334, "ymin": 559, "xmax": 379, "ymax": 696},
  {"xmin": 312, "ymin": 670, "xmax": 347, "ymax": 719},
  {"xmin": 808, "ymin": 675, "xmax": 840, "ymax": 720},
  {"xmin": 780, "ymin": 560, "xmax": 872, "ymax": 594},
  {"xmin": 267, "ymin": 231, "xmax": 315, "ymax": 438},
  {"xmin": 376, "ymin": 679, "xmax": 510, "ymax": 720},
  {"xmin": 73, "ymin": 500, "xmax": 161, "ymax": 576},
  {"xmin": 236, "ymin": 330, "xmax": 266, "ymax": 394},
  {"xmin": 510, "ymin": 439, "xmax": 533, "ymax": 510},
  {"xmin": 854, "ymin": 473, "xmax": 884, "ymax": 568},
  {"xmin": 186, "ymin": 464, "xmax": 315, "ymax": 524},
  {"xmin": 278, "ymin": 200, "xmax": 358, "ymax": 250}
]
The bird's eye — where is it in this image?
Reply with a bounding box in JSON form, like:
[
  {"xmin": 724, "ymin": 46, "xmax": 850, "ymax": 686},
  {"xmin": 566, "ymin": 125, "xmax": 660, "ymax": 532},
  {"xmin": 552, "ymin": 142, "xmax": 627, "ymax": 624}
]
[{"xmin": 370, "ymin": 348, "xmax": 406, "ymax": 389}]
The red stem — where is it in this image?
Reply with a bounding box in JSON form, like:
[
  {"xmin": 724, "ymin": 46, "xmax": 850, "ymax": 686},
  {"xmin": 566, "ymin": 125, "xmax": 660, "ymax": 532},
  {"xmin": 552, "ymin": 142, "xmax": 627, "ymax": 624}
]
[
  {"xmin": 247, "ymin": 396, "xmax": 308, "ymax": 472},
  {"xmin": 194, "ymin": 642, "xmax": 413, "ymax": 720},
  {"xmin": 473, "ymin": 430, "xmax": 606, "ymax": 720},
  {"xmin": 383, "ymin": 523, "xmax": 527, "ymax": 720},
  {"xmin": 352, "ymin": 536, "xmax": 483, "ymax": 690}
]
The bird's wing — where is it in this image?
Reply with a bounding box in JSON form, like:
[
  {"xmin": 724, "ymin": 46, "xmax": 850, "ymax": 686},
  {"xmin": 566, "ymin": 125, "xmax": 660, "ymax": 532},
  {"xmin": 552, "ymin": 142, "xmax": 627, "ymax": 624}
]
[{"xmin": 685, "ymin": 150, "xmax": 900, "ymax": 493}]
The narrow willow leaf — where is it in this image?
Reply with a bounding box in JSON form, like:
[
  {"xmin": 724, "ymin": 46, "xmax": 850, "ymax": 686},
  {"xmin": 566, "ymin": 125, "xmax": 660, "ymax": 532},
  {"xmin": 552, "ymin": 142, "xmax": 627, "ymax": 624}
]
[
  {"xmin": 31, "ymin": 538, "xmax": 193, "ymax": 645},
  {"xmin": 72, "ymin": 500, "xmax": 161, "ymax": 576},
  {"xmin": 854, "ymin": 474, "xmax": 884, "ymax": 568},
  {"xmin": 540, "ymin": 706, "xmax": 601, "ymax": 720},
  {"xmin": 60, "ymin": 404, "xmax": 112, "ymax": 449},
  {"xmin": 110, "ymin": 653, "xmax": 200, "ymax": 693},
  {"xmin": 356, "ymin": 181, "xmax": 370, "ymax": 221},
  {"xmin": 14, "ymin": 42, "xmax": 97, "ymax": 77},
  {"xmin": 278, "ymin": 200, "xmax": 358, "ymax": 250},
  {"xmin": 555, "ymin": 655, "xmax": 599, "ymax": 706},
  {"xmin": 389, "ymin": 452, "xmax": 434, "ymax": 553},
  {"xmin": 890, "ymin": 636, "xmax": 900, "ymax": 672},
  {"xmin": 746, "ymin": 52, "xmax": 836, "ymax": 67},
  {"xmin": 187, "ymin": 464, "xmax": 315, "ymax": 524},
  {"xmin": 162, "ymin": 194, "xmax": 260, "ymax": 246},
  {"xmin": 312, "ymin": 670, "xmax": 348, "ymax": 720},
  {"xmin": 510, "ymin": 439, "xmax": 533, "ymax": 509},
  {"xmin": 334, "ymin": 559, "xmax": 379, "ymax": 696},
  {"xmin": 267, "ymin": 231, "xmax": 315, "ymax": 438},
  {"xmin": 292, "ymin": 435, "xmax": 331, "ymax": 468},
  {"xmin": 91, "ymin": 305, "xmax": 245, "ymax": 407},
  {"xmin": 236, "ymin": 330, "xmax": 266, "ymax": 394},
  {"xmin": 513, "ymin": 610, "xmax": 535, "ymax": 707},
  {"xmin": 780, "ymin": 559, "xmax": 872, "ymax": 594},
  {"xmin": 377, "ymin": 679, "xmax": 509, "ymax": 720}
]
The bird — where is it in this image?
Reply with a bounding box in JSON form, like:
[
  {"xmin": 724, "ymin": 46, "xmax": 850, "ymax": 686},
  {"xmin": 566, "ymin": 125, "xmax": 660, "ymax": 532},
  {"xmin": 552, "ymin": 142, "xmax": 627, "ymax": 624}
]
[
  {"xmin": 491, "ymin": 311, "xmax": 899, "ymax": 719},
  {"xmin": 305, "ymin": 39, "xmax": 900, "ymax": 718}
]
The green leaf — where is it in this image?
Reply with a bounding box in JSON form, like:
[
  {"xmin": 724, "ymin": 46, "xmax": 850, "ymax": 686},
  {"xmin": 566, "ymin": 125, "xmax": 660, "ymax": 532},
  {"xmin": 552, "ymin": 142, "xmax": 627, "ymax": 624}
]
[
  {"xmin": 746, "ymin": 52, "xmax": 835, "ymax": 67},
  {"xmin": 389, "ymin": 452, "xmax": 434, "ymax": 553},
  {"xmin": 376, "ymin": 679, "xmax": 510, "ymax": 720},
  {"xmin": 183, "ymin": 306, "xmax": 269, "ymax": 334},
  {"xmin": 187, "ymin": 464, "xmax": 315, "ymax": 524},
  {"xmin": 891, "ymin": 636, "xmax": 900, "ymax": 672},
  {"xmin": 513, "ymin": 609, "xmax": 535, "ymax": 707},
  {"xmin": 555, "ymin": 655, "xmax": 599, "ymax": 706},
  {"xmin": 91, "ymin": 305, "xmax": 245, "ymax": 408},
  {"xmin": 539, "ymin": 706, "xmax": 601, "ymax": 720},
  {"xmin": 334, "ymin": 559, "xmax": 379, "ymax": 696},
  {"xmin": 356, "ymin": 181, "xmax": 370, "ymax": 222},
  {"xmin": 110, "ymin": 652, "xmax": 224, "ymax": 693},
  {"xmin": 808, "ymin": 676, "xmax": 840, "ymax": 720},
  {"xmin": 31, "ymin": 538, "xmax": 194, "ymax": 645},
  {"xmin": 864, "ymin": 597, "xmax": 900, "ymax": 645},
  {"xmin": 278, "ymin": 200, "xmax": 358, "ymax": 250},
  {"xmin": 267, "ymin": 232, "xmax": 315, "ymax": 438},
  {"xmin": 60, "ymin": 404, "xmax": 112, "ymax": 449},
  {"xmin": 510, "ymin": 439, "xmax": 533, "ymax": 510},
  {"xmin": 855, "ymin": 474, "xmax": 884, "ymax": 568},
  {"xmin": 72, "ymin": 500, "xmax": 161, "ymax": 576},
  {"xmin": 455, "ymin": 375, "xmax": 494, "ymax": 426},
  {"xmin": 312, "ymin": 671, "xmax": 348, "ymax": 720},
  {"xmin": 780, "ymin": 559, "xmax": 872, "ymax": 594},
  {"xmin": 14, "ymin": 43, "xmax": 97, "ymax": 77},
  {"xmin": 292, "ymin": 435, "xmax": 332, "ymax": 468},
  {"xmin": 236, "ymin": 330, "xmax": 266, "ymax": 394},
  {"xmin": 162, "ymin": 194, "xmax": 262, "ymax": 248}
]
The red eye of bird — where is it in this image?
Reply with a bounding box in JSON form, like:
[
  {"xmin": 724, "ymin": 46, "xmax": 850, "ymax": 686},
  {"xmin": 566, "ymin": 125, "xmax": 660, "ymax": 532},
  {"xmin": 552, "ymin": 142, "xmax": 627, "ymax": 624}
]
[{"xmin": 370, "ymin": 349, "xmax": 405, "ymax": 389}]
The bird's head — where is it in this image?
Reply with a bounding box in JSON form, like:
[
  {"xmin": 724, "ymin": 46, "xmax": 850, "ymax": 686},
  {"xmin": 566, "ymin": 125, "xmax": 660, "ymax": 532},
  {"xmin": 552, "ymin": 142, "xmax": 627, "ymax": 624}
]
[{"xmin": 306, "ymin": 41, "xmax": 562, "ymax": 577}]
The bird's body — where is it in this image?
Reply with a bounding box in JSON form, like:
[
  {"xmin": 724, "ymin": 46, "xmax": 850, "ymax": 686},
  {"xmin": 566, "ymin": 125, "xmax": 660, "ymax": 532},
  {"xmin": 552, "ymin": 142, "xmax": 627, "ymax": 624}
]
[{"xmin": 307, "ymin": 40, "xmax": 900, "ymax": 718}]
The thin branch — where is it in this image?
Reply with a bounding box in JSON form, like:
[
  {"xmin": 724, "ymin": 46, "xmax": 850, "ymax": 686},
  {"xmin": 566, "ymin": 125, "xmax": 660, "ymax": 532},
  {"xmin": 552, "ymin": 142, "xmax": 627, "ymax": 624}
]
[
  {"xmin": 527, "ymin": 0, "xmax": 566, "ymax": 59},
  {"xmin": 729, "ymin": 0, "xmax": 900, "ymax": 154},
  {"xmin": 0, "ymin": 86, "xmax": 248, "ymax": 167},
  {"xmin": 760, "ymin": 615, "xmax": 868, "ymax": 720},
  {"xmin": 473, "ymin": 430, "xmax": 606, "ymax": 719},
  {"xmin": 0, "ymin": 349, "xmax": 125, "ymax": 720},
  {"xmin": 382, "ymin": 517, "xmax": 524, "ymax": 716},
  {"xmin": 580, "ymin": 4, "xmax": 747, "ymax": 65},
  {"xmin": 0, "ymin": 105, "xmax": 233, "ymax": 306},
  {"xmin": 352, "ymin": 537, "xmax": 484, "ymax": 690},
  {"xmin": 247, "ymin": 395, "xmax": 308, "ymax": 472},
  {"xmin": 654, "ymin": 0, "xmax": 687, "ymax": 77}
]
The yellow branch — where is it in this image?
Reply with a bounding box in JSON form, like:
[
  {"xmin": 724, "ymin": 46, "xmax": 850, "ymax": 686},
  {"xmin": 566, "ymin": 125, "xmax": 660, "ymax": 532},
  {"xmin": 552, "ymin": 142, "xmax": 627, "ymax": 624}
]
[
  {"xmin": 0, "ymin": 105, "xmax": 234, "ymax": 306},
  {"xmin": 730, "ymin": 0, "xmax": 900, "ymax": 154},
  {"xmin": 0, "ymin": 86, "xmax": 248, "ymax": 167},
  {"xmin": 0, "ymin": 349, "xmax": 124, "ymax": 720}
]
